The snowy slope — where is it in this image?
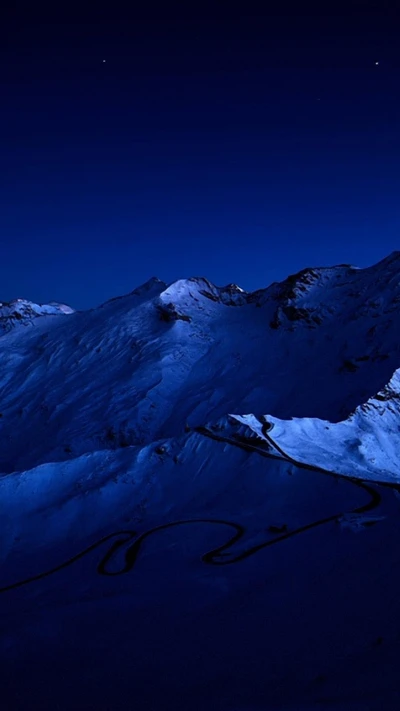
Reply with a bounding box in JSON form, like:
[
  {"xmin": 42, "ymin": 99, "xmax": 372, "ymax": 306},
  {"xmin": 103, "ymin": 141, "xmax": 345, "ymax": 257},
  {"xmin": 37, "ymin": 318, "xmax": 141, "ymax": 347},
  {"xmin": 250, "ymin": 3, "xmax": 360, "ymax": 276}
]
[
  {"xmin": 2, "ymin": 252, "xmax": 400, "ymax": 710},
  {"xmin": 233, "ymin": 368, "xmax": 400, "ymax": 483},
  {"xmin": 2, "ymin": 422, "xmax": 400, "ymax": 711}
]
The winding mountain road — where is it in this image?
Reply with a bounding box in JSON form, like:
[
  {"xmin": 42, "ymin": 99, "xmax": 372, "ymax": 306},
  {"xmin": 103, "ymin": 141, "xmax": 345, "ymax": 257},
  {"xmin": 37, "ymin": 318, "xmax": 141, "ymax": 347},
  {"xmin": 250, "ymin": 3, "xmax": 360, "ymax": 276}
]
[{"xmin": 0, "ymin": 418, "xmax": 397, "ymax": 595}]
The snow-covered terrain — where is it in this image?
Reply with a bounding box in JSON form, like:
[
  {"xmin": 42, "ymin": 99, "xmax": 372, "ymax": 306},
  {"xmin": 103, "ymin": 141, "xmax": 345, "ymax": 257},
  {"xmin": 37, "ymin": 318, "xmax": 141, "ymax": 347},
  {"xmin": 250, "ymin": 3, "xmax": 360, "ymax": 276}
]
[{"xmin": 1, "ymin": 252, "xmax": 400, "ymax": 710}]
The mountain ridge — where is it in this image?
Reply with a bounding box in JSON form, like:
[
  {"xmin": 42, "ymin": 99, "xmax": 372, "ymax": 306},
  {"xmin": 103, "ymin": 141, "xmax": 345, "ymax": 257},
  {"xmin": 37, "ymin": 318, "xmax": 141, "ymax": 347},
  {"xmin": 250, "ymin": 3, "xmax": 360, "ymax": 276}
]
[{"xmin": 3, "ymin": 250, "xmax": 400, "ymax": 321}]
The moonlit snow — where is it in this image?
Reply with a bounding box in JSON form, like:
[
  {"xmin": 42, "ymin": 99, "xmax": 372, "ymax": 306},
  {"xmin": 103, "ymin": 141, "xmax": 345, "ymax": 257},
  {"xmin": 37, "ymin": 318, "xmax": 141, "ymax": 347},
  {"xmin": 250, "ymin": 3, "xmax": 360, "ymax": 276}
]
[{"xmin": 1, "ymin": 252, "xmax": 400, "ymax": 710}]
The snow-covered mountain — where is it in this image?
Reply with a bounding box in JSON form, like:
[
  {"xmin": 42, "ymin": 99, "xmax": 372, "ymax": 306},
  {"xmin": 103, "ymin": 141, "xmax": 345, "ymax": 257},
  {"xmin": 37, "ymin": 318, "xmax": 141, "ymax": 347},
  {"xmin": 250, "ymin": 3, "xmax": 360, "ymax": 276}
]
[
  {"xmin": 1, "ymin": 252, "xmax": 400, "ymax": 475},
  {"xmin": 2, "ymin": 252, "xmax": 400, "ymax": 710}
]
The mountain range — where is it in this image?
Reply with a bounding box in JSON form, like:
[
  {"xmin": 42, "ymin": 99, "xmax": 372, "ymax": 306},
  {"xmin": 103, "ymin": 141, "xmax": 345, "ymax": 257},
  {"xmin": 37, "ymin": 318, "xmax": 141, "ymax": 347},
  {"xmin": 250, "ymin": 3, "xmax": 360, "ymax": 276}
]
[{"xmin": 1, "ymin": 251, "xmax": 400, "ymax": 710}]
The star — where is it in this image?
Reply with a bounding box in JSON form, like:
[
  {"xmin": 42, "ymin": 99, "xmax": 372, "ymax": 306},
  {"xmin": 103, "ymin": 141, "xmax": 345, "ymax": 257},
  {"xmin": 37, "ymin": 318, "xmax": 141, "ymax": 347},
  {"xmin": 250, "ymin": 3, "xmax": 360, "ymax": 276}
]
[{"xmin": 375, "ymin": 61, "xmax": 379, "ymax": 65}]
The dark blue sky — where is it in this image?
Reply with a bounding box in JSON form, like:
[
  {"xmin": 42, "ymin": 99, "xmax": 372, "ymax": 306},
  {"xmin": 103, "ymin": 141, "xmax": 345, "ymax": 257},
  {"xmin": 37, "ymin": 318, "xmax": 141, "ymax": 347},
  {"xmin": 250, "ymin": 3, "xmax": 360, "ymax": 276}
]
[{"xmin": 1, "ymin": 2, "xmax": 399, "ymax": 309}]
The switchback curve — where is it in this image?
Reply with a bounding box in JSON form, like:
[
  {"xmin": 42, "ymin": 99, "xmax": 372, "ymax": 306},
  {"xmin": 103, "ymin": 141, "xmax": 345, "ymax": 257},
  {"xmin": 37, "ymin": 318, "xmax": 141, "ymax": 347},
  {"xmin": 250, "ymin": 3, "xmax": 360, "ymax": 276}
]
[{"xmin": 0, "ymin": 421, "xmax": 392, "ymax": 594}]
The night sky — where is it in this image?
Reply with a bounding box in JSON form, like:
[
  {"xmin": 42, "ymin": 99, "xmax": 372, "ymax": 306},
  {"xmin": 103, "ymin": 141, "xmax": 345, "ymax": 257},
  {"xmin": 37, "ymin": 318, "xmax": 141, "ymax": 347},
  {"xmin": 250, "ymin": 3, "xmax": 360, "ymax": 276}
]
[{"xmin": 1, "ymin": 2, "xmax": 399, "ymax": 309}]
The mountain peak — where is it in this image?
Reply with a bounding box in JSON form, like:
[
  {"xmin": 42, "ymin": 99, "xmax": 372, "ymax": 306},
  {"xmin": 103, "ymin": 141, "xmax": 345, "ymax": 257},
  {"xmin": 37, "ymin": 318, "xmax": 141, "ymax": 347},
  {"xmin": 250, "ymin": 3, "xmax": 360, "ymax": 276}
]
[
  {"xmin": 131, "ymin": 276, "xmax": 166, "ymax": 295},
  {"xmin": 0, "ymin": 298, "xmax": 74, "ymax": 334}
]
